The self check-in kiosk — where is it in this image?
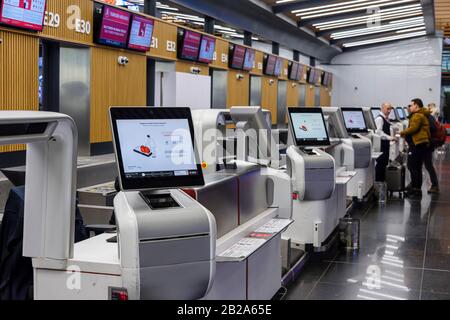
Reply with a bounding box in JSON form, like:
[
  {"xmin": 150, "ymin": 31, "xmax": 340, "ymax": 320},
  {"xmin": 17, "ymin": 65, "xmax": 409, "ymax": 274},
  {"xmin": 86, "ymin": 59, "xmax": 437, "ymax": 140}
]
[
  {"xmin": 396, "ymin": 107, "xmax": 409, "ymax": 129},
  {"xmin": 282, "ymin": 108, "xmax": 344, "ymax": 249},
  {"xmin": 371, "ymin": 106, "xmax": 404, "ymax": 161},
  {"xmin": 18, "ymin": 108, "xmax": 217, "ymax": 300},
  {"xmin": 322, "ymin": 107, "xmax": 372, "ymax": 200},
  {"xmin": 362, "ymin": 107, "xmax": 382, "ymax": 153},
  {"xmin": 189, "ymin": 106, "xmax": 292, "ymax": 300}
]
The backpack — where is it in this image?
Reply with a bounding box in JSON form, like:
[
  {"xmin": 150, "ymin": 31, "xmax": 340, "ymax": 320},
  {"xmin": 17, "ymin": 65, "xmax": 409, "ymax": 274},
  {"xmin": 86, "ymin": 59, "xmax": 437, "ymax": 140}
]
[{"xmin": 431, "ymin": 118, "xmax": 447, "ymax": 147}]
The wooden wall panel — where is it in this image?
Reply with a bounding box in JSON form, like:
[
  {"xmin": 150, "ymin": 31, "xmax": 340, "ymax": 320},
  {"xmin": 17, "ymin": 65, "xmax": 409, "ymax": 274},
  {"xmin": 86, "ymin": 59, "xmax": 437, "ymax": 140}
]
[
  {"xmin": 227, "ymin": 70, "xmax": 249, "ymax": 107},
  {"xmin": 280, "ymin": 59, "xmax": 288, "ymax": 80},
  {"xmin": 261, "ymin": 77, "xmax": 278, "ymax": 124},
  {"xmin": 286, "ymin": 81, "xmax": 300, "ymax": 107},
  {"xmin": 285, "ymin": 81, "xmax": 300, "ymax": 123},
  {"xmin": 305, "ymin": 84, "xmax": 316, "ymax": 107},
  {"xmin": 299, "ymin": 65, "xmax": 308, "ymax": 84},
  {"xmin": 320, "ymin": 87, "xmax": 332, "ymax": 107},
  {"xmin": 0, "ymin": 31, "xmax": 39, "ymax": 152},
  {"xmin": 90, "ymin": 47, "xmax": 146, "ymax": 143},
  {"xmin": 210, "ymin": 38, "xmax": 229, "ymax": 70},
  {"xmin": 148, "ymin": 20, "xmax": 177, "ymax": 61},
  {"xmin": 176, "ymin": 60, "xmax": 209, "ymax": 75},
  {"xmin": 435, "ymin": 0, "xmax": 450, "ymax": 31},
  {"xmin": 251, "ymin": 51, "xmax": 264, "ymax": 76},
  {"xmin": 39, "ymin": 0, "xmax": 93, "ymax": 45}
]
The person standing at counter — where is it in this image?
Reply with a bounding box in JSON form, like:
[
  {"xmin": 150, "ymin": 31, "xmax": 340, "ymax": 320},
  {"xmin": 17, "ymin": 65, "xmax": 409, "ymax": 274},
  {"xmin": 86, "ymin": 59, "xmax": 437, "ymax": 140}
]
[
  {"xmin": 400, "ymin": 99, "xmax": 431, "ymax": 199},
  {"xmin": 375, "ymin": 103, "xmax": 395, "ymax": 182}
]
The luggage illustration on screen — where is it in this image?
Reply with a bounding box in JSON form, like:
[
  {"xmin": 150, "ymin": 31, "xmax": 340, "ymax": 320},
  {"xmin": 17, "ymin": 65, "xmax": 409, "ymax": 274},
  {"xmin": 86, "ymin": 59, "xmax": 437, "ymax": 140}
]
[{"xmin": 133, "ymin": 135, "xmax": 155, "ymax": 157}]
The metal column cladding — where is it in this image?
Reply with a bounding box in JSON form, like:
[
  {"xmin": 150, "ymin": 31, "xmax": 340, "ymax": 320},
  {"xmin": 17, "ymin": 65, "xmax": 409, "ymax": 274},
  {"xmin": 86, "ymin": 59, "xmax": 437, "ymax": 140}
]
[{"xmin": 59, "ymin": 47, "xmax": 91, "ymax": 156}]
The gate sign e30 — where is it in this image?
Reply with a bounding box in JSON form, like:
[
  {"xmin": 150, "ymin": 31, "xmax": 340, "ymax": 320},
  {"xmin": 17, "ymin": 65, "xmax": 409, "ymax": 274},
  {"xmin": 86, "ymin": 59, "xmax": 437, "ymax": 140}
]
[{"xmin": 66, "ymin": 5, "xmax": 90, "ymax": 35}]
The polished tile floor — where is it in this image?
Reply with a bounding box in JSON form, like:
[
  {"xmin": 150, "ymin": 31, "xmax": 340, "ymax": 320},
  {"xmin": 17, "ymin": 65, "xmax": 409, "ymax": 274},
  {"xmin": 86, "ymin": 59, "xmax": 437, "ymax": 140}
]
[{"xmin": 285, "ymin": 150, "xmax": 450, "ymax": 300}]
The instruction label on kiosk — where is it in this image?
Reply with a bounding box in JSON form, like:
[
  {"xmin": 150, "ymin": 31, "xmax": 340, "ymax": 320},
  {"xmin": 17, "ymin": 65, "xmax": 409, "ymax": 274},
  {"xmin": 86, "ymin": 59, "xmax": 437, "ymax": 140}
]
[
  {"xmin": 217, "ymin": 218, "xmax": 293, "ymax": 261},
  {"xmin": 336, "ymin": 170, "xmax": 357, "ymax": 185},
  {"xmin": 254, "ymin": 218, "xmax": 292, "ymax": 234},
  {"xmin": 219, "ymin": 238, "xmax": 266, "ymax": 259}
]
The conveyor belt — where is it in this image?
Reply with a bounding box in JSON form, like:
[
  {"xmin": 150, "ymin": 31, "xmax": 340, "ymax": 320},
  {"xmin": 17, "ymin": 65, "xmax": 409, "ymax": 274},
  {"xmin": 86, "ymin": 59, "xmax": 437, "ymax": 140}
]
[{"xmin": 0, "ymin": 154, "xmax": 117, "ymax": 188}]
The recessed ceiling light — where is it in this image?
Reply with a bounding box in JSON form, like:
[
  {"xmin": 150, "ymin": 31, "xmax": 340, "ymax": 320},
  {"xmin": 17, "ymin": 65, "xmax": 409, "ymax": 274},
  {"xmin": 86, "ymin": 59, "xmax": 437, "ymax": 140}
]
[
  {"xmin": 299, "ymin": 0, "xmax": 417, "ymax": 19},
  {"xmin": 313, "ymin": 3, "xmax": 422, "ymax": 27},
  {"xmin": 342, "ymin": 30, "xmax": 426, "ymax": 47},
  {"xmin": 331, "ymin": 21, "xmax": 425, "ymax": 39},
  {"xmin": 315, "ymin": 10, "xmax": 423, "ymax": 30}
]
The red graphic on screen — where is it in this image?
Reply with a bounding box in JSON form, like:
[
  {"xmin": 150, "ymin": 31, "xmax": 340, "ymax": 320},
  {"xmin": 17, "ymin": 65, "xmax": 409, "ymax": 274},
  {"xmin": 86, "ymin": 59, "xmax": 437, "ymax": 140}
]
[
  {"xmin": 0, "ymin": 0, "xmax": 47, "ymax": 31},
  {"xmin": 300, "ymin": 123, "xmax": 308, "ymax": 132},
  {"xmin": 133, "ymin": 135, "xmax": 155, "ymax": 157}
]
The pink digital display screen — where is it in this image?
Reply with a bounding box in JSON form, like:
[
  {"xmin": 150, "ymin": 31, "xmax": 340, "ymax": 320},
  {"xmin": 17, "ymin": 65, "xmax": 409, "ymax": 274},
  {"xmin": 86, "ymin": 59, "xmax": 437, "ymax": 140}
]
[
  {"xmin": 0, "ymin": 0, "xmax": 47, "ymax": 31},
  {"xmin": 180, "ymin": 30, "xmax": 202, "ymax": 61},
  {"xmin": 230, "ymin": 45, "xmax": 246, "ymax": 70},
  {"xmin": 128, "ymin": 14, "xmax": 154, "ymax": 52},
  {"xmin": 98, "ymin": 5, "xmax": 131, "ymax": 48}
]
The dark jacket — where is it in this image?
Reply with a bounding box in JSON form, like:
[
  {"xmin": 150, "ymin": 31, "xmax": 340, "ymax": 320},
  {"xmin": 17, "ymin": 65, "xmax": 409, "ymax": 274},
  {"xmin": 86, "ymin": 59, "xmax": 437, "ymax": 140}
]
[
  {"xmin": 0, "ymin": 187, "xmax": 88, "ymax": 300},
  {"xmin": 400, "ymin": 108, "xmax": 431, "ymax": 146}
]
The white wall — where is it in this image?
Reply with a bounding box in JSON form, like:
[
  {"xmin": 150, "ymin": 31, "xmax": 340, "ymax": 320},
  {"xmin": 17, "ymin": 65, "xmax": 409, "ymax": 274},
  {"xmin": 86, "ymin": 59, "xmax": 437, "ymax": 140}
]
[
  {"xmin": 326, "ymin": 36, "xmax": 443, "ymax": 107},
  {"xmin": 156, "ymin": 72, "xmax": 211, "ymax": 109}
]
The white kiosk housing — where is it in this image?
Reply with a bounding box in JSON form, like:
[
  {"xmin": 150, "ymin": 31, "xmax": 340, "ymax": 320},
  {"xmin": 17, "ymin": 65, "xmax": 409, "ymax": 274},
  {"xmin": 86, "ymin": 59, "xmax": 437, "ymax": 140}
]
[
  {"xmin": 0, "ymin": 109, "xmax": 216, "ymax": 300},
  {"xmin": 189, "ymin": 106, "xmax": 292, "ymax": 300}
]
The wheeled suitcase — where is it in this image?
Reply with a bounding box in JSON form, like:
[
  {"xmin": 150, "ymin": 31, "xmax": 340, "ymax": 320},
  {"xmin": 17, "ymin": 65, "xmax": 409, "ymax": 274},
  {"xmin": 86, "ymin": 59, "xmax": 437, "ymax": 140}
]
[{"xmin": 385, "ymin": 164, "xmax": 406, "ymax": 197}]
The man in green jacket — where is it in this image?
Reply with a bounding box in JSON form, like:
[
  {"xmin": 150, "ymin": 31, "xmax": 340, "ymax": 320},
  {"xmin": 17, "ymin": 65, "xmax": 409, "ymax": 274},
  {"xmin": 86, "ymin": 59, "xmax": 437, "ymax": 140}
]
[{"xmin": 400, "ymin": 98, "xmax": 431, "ymax": 199}]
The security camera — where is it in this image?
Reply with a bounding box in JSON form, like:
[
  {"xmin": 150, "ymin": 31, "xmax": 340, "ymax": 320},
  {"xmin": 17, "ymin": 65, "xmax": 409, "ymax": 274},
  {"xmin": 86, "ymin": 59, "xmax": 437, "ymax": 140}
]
[
  {"xmin": 236, "ymin": 73, "xmax": 244, "ymax": 80},
  {"xmin": 269, "ymin": 79, "xmax": 275, "ymax": 85},
  {"xmin": 118, "ymin": 56, "xmax": 129, "ymax": 66},
  {"xmin": 292, "ymin": 83, "xmax": 297, "ymax": 88},
  {"xmin": 190, "ymin": 66, "xmax": 201, "ymax": 74}
]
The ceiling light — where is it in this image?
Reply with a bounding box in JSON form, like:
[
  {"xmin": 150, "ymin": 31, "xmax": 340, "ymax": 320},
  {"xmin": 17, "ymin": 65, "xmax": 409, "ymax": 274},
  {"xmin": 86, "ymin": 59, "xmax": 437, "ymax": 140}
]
[
  {"xmin": 316, "ymin": 10, "xmax": 422, "ymax": 30},
  {"xmin": 299, "ymin": 0, "xmax": 417, "ymax": 19},
  {"xmin": 295, "ymin": 0, "xmax": 393, "ymax": 16},
  {"xmin": 331, "ymin": 17, "xmax": 424, "ymax": 35},
  {"xmin": 313, "ymin": 4, "xmax": 422, "ymax": 27},
  {"xmin": 396, "ymin": 26, "xmax": 426, "ymax": 33},
  {"xmin": 343, "ymin": 30, "xmax": 426, "ymax": 47},
  {"xmin": 292, "ymin": 0, "xmax": 369, "ymax": 13},
  {"xmin": 331, "ymin": 20, "xmax": 424, "ymax": 39}
]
